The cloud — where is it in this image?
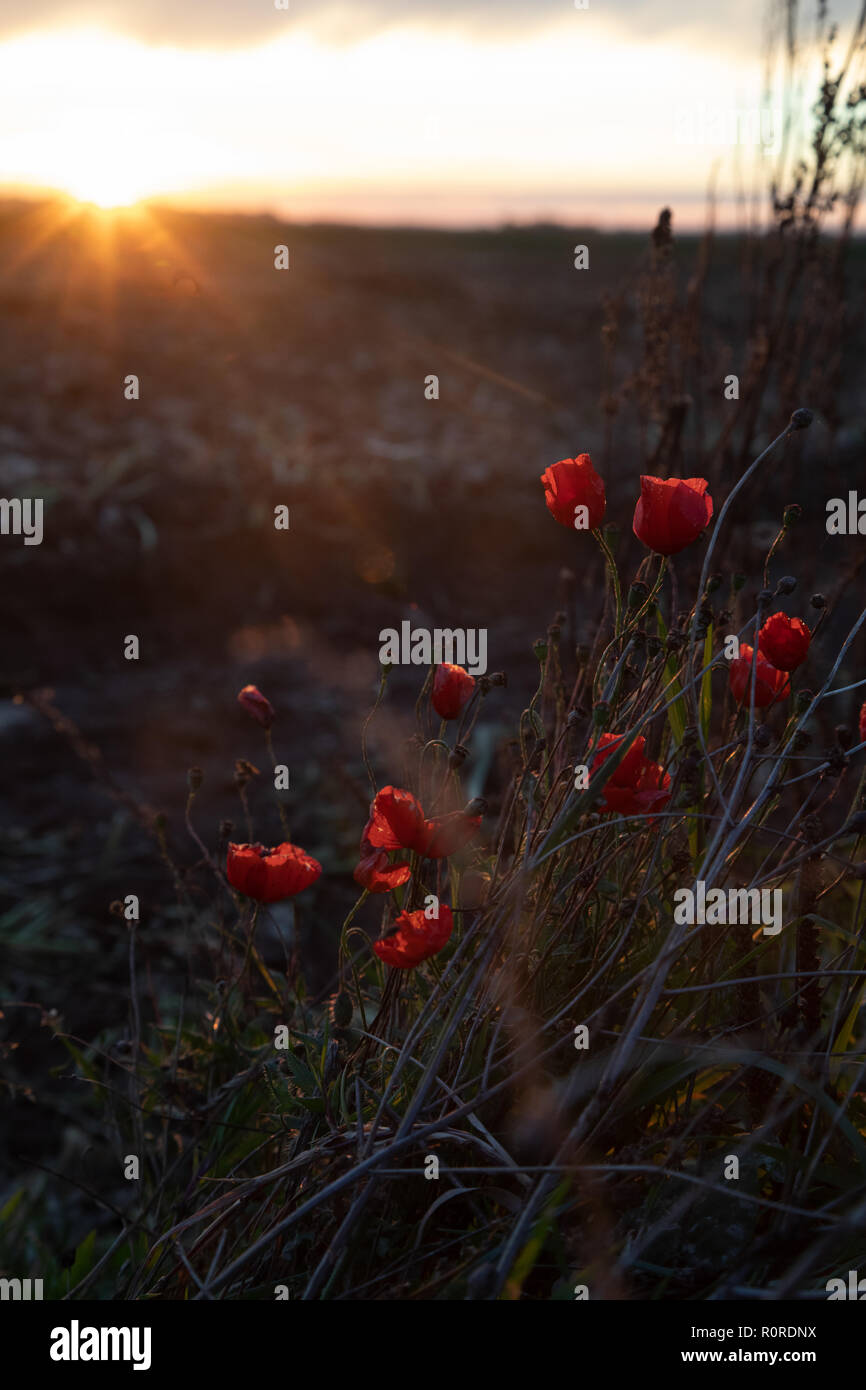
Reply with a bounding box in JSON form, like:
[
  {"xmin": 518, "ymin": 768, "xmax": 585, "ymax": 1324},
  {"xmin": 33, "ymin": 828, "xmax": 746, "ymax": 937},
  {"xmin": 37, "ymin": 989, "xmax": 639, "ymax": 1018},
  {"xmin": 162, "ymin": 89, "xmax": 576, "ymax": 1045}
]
[
  {"xmin": 0, "ymin": 0, "xmax": 771, "ymax": 48},
  {"xmin": 0, "ymin": 0, "xmax": 860, "ymax": 50}
]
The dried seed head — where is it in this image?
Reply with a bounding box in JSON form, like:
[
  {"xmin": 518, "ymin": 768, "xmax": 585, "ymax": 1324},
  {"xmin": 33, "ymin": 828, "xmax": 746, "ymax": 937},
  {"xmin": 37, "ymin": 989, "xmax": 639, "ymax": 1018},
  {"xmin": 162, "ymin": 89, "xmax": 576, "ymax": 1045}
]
[{"xmin": 789, "ymin": 407, "xmax": 814, "ymax": 431}]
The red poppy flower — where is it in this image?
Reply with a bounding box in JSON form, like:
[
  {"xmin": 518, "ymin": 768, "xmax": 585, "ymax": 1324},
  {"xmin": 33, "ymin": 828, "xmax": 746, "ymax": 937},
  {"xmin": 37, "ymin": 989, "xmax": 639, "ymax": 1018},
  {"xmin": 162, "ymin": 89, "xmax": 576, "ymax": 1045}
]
[
  {"xmin": 728, "ymin": 644, "xmax": 791, "ymax": 707},
  {"xmin": 757, "ymin": 612, "xmax": 811, "ymax": 671},
  {"xmin": 432, "ymin": 663, "xmax": 476, "ymax": 720},
  {"xmin": 590, "ymin": 731, "xmax": 671, "ymax": 817},
  {"xmin": 591, "ymin": 732, "xmax": 649, "ymax": 788},
  {"xmin": 226, "ymin": 841, "xmax": 321, "ymax": 902},
  {"xmin": 373, "ymin": 904, "xmax": 454, "ymax": 969},
  {"xmin": 632, "ymin": 476, "xmax": 713, "ymax": 556},
  {"xmin": 362, "ymin": 786, "xmax": 428, "ymax": 852},
  {"xmin": 237, "ymin": 684, "xmax": 274, "ymax": 729},
  {"xmin": 540, "ymin": 454, "xmax": 606, "ymax": 531},
  {"xmin": 353, "ymin": 848, "xmax": 412, "ymax": 893},
  {"xmin": 362, "ymin": 786, "xmax": 481, "ymax": 859}
]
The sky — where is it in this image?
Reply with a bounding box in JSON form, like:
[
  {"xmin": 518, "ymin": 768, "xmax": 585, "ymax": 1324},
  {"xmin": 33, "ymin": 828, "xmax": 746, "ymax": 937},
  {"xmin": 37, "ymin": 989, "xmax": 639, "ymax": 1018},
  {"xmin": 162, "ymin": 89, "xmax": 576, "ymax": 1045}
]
[{"xmin": 0, "ymin": 1, "xmax": 858, "ymax": 228}]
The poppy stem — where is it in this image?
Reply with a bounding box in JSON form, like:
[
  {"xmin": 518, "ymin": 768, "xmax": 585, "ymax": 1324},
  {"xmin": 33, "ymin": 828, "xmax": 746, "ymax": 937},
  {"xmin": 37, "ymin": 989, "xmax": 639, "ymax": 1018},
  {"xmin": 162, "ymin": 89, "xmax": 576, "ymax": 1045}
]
[
  {"xmin": 264, "ymin": 728, "xmax": 291, "ymax": 839},
  {"xmin": 592, "ymin": 528, "xmax": 623, "ymax": 636},
  {"xmin": 362, "ymin": 667, "xmax": 389, "ymax": 796},
  {"xmin": 338, "ymin": 890, "xmax": 369, "ymax": 981}
]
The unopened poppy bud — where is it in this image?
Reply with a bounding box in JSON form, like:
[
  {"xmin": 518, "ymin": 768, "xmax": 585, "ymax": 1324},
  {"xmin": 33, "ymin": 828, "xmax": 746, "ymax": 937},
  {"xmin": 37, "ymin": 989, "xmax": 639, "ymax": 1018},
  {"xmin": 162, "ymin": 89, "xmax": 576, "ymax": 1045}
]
[
  {"xmin": 593, "ymin": 702, "xmax": 610, "ymax": 729},
  {"xmin": 330, "ymin": 991, "xmax": 353, "ymax": 1030},
  {"xmin": 449, "ymin": 744, "xmax": 468, "ymax": 769},
  {"xmin": 783, "ymin": 503, "xmax": 802, "ymax": 527},
  {"xmin": 732, "ymin": 573, "xmax": 747, "ymax": 592},
  {"xmin": 789, "ymin": 408, "xmax": 813, "ymax": 431},
  {"xmin": 775, "ymin": 575, "xmax": 797, "ymax": 595},
  {"xmin": 794, "ymin": 690, "xmax": 813, "ymax": 714},
  {"xmin": 234, "ymin": 758, "xmax": 258, "ymax": 789},
  {"xmin": 237, "ymin": 684, "xmax": 274, "ymax": 729},
  {"xmin": 533, "ymin": 637, "xmax": 548, "ymax": 662},
  {"xmin": 187, "ymin": 766, "xmax": 203, "ymax": 793},
  {"xmin": 810, "ymin": 593, "xmax": 827, "ymax": 609}
]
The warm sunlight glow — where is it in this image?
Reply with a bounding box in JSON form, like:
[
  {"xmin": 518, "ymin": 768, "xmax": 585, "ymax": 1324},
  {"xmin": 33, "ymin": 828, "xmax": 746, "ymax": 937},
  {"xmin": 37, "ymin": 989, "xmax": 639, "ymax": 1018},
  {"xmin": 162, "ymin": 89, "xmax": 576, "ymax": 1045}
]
[{"xmin": 0, "ymin": 21, "xmax": 775, "ymax": 227}]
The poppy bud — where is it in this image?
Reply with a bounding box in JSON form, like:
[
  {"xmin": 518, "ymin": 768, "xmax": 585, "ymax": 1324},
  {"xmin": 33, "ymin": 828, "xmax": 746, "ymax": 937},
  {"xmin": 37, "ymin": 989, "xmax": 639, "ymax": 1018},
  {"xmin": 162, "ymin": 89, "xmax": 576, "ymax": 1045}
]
[
  {"xmin": 632, "ymin": 476, "xmax": 713, "ymax": 556},
  {"xmin": 237, "ymin": 684, "xmax": 274, "ymax": 729},
  {"xmin": 628, "ymin": 581, "xmax": 649, "ymax": 609},
  {"xmin": 448, "ymin": 744, "xmax": 468, "ymax": 769},
  {"xmin": 431, "ymin": 664, "xmax": 476, "ymax": 720},
  {"xmin": 540, "ymin": 453, "xmax": 606, "ymax": 531}
]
